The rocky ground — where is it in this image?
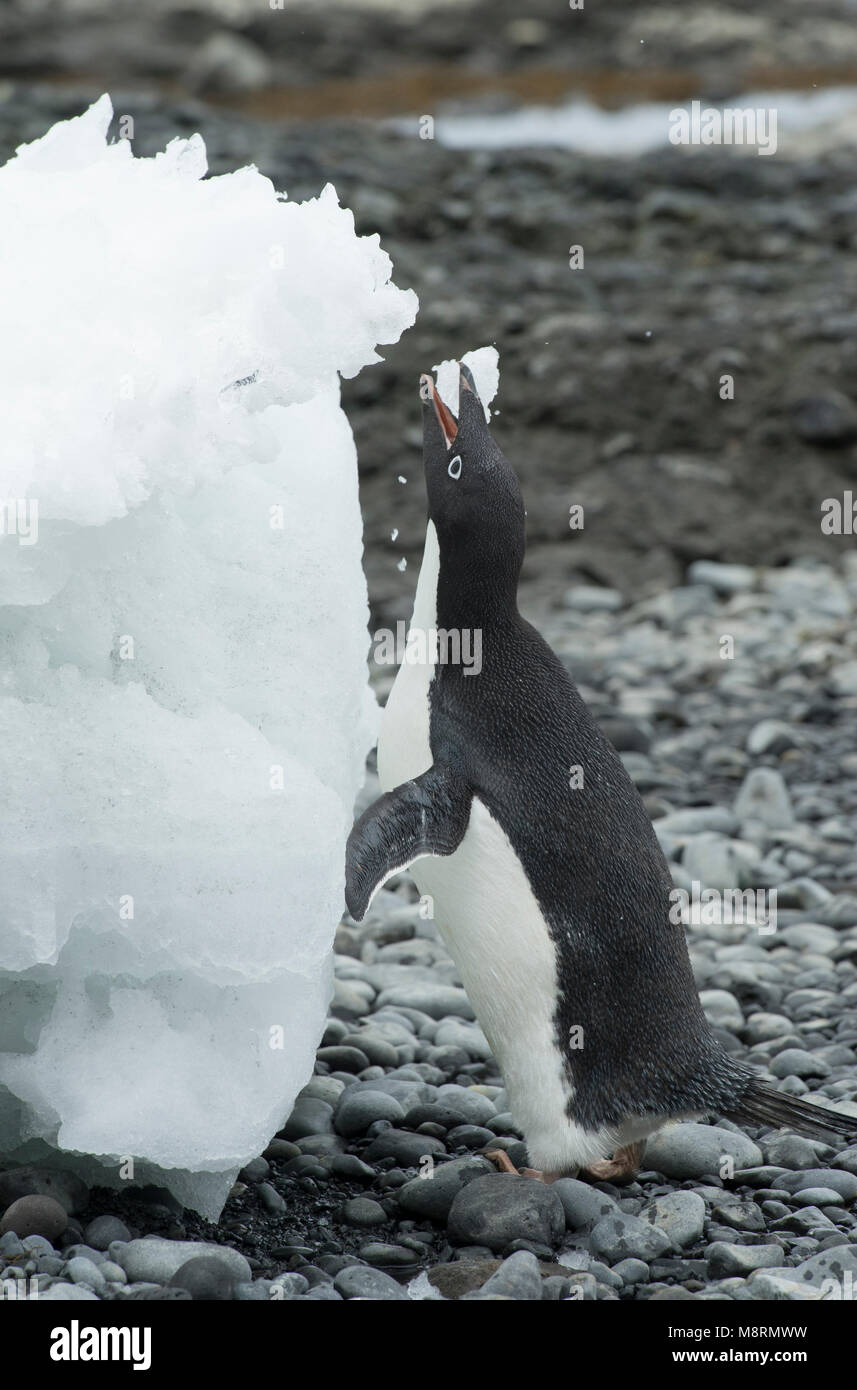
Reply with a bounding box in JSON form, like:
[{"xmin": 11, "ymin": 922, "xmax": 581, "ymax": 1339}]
[{"xmin": 3, "ymin": 552, "xmax": 857, "ymax": 1301}]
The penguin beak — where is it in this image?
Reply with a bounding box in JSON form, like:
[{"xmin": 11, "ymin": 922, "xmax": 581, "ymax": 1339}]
[{"xmin": 419, "ymin": 373, "xmax": 458, "ymax": 448}]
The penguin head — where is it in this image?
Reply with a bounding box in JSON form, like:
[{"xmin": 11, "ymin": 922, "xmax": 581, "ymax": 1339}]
[{"xmin": 419, "ymin": 363, "xmax": 525, "ymax": 601}]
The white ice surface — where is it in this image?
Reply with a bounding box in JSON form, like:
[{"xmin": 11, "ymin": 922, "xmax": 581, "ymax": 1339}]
[
  {"xmin": 432, "ymin": 346, "xmax": 499, "ymax": 420},
  {"xmin": 0, "ymin": 96, "xmax": 416, "ymax": 1218}
]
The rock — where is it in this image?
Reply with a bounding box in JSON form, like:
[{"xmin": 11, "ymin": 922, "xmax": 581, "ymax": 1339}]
[
  {"xmin": 335, "ymin": 1089, "xmax": 406, "ymax": 1137},
  {"xmin": 316, "ymin": 1045, "xmax": 371, "ymax": 1073},
  {"xmin": 84, "ymin": 1215, "xmax": 131, "ymax": 1250},
  {"xmin": 706, "ymin": 1242, "xmax": 785, "ymax": 1277},
  {"xmin": 794, "ymin": 1244, "xmax": 857, "ymax": 1289},
  {"xmin": 359, "ymin": 1243, "xmax": 418, "ymax": 1268},
  {"xmin": 476, "ymin": 1249, "xmax": 543, "ymax": 1299},
  {"xmin": 258, "ymin": 1181, "xmax": 286, "ymax": 1214},
  {"xmin": 397, "ymin": 1156, "xmax": 494, "ymax": 1221},
  {"xmin": 168, "ymin": 1256, "xmax": 237, "ymax": 1300},
  {"xmin": 710, "ymin": 1199, "xmax": 766, "ymax": 1232},
  {"xmin": 590, "ymin": 1213, "xmax": 672, "ymax": 1264},
  {"xmin": 746, "ymin": 720, "xmax": 799, "ymax": 756},
  {"xmin": 0, "ymin": 1195, "xmax": 67, "ymax": 1242},
  {"xmin": 613, "ymin": 1257, "xmax": 649, "ymax": 1284},
  {"xmin": 744, "ymin": 1013, "xmax": 795, "ymax": 1044},
  {"xmin": 340, "ymin": 1032, "xmax": 399, "ymax": 1068},
  {"xmin": 687, "ymin": 560, "xmax": 755, "ymax": 593},
  {"xmin": 281, "ymin": 1097, "xmax": 335, "ymax": 1140},
  {"xmin": 563, "ymin": 585, "xmax": 623, "ymax": 612},
  {"xmin": 770, "ymin": 1206, "xmax": 836, "ymax": 1234},
  {"xmin": 115, "ymin": 1238, "xmax": 251, "ymax": 1286},
  {"xmin": 39, "ymin": 1282, "xmax": 100, "ymax": 1301},
  {"xmin": 341, "ymin": 1197, "xmax": 387, "ymax": 1228},
  {"xmin": 434, "ymin": 1085, "xmax": 496, "ymax": 1125},
  {"xmin": 185, "ymin": 32, "xmax": 272, "ymax": 97},
  {"xmin": 552, "ymin": 1178, "xmax": 618, "ymax": 1230},
  {"xmin": 699, "ymin": 989, "xmax": 744, "ymax": 1032},
  {"xmin": 333, "ymin": 1265, "xmax": 408, "ymax": 1300},
  {"xmin": 781, "ymin": 924, "xmax": 839, "ymax": 954},
  {"xmin": 734, "ymin": 768, "xmax": 793, "ymax": 828},
  {"xmin": 643, "ymin": 1191, "xmax": 706, "ymax": 1249},
  {"xmin": 373, "ymin": 984, "xmax": 475, "ymax": 1020},
  {"xmin": 770, "ymin": 1048, "xmax": 831, "ymax": 1079},
  {"xmin": 746, "ymin": 1271, "xmax": 819, "ymax": 1300},
  {"xmin": 433, "ymin": 1020, "xmax": 493, "ymax": 1060},
  {"xmin": 363, "ymin": 1130, "xmax": 446, "ymax": 1167},
  {"xmin": 778, "ymin": 1169, "xmax": 857, "ymax": 1200},
  {"xmin": 0, "ymin": 1167, "xmax": 88, "ymax": 1215},
  {"xmin": 763, "ymin": 1136, "xmax": 828, "ymax": 1170},
  {"xmin": 654, "ymin": 807, "xmax": 738, "ymax": 836},
  {"xmin": 447, "ymin": 1174, "xmax": 565, "ymax": 1252},
  {"xmin": 66, "ymin": 1255, "xmax": 107, "ymax": 1292},
  {"xmin": 791, "ymin": 391, "xmax": 857, "ymax": 446},
  {"xmin": 238, "ymin": 1157, "xmax": 270, "ymax": 1184},
  {"xmin": 791, "ymin": 1187, "xmax": 847, "ymax": 1205},
  {"xmin": 645, "ymin": 1123, "xmax": 762, "ymax": 1179}
]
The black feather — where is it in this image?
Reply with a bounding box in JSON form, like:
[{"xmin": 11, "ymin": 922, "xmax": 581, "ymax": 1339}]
[{"xmin": 724, "ymin": 1080, "xmax": 857, "ymax": 1145}]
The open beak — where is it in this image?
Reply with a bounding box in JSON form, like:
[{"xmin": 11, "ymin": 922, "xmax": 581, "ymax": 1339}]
[{"xmin": 419, "ymin": 372, "xmax": 458, "ymax": 448}]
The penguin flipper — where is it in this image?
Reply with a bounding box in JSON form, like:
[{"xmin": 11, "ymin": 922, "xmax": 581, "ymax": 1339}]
[{"xmin": 345, "ymin": 764, "xmax": 472, "ymax": 922}]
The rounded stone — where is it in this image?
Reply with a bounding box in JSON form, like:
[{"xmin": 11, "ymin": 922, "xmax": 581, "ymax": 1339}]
[
  {"xmin": 333, "ymin": 1264, "xmax": 409, "ymax": 1300},
  {"xmin": 83, "ymin": 1215, "xmax": 131, "ymax": 1251},
  {"xmin": 0, "ymin": 1195, "xmax": 68, "ymax": 1243},
  {"xmin": 335, "ymin": 1089, "xmax": 406, "ymax": 1138},
  {"xmin": 341, "ymin": 1197, "xmax": 387, "ymax": 1228},
  {"xmin": 168, "ymin": 1255, "xmax": 237, "ymax": 1300},
  {"xmin": 447, "ymin": 1174, "xmax": 565, "ymax": 1252}
]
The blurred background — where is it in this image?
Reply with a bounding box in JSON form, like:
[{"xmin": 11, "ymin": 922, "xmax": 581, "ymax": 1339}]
[{"xmin": 3, "ymin": 0, "xmax": 857, "ymax": 630}]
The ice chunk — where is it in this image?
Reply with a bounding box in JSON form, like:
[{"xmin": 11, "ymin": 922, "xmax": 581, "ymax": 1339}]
[
  {"xmin": 432, "ymin": 346, "xmax": 499, "ymax": 420},
  {"xmin": 0, "ymin": 97, "xmax": 416, "ymax": 1219}
]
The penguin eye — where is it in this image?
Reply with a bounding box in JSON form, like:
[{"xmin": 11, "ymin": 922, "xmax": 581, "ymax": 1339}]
[{"xmin": 448, "ymin": 455, "xmax": 462, "ymax": 480}]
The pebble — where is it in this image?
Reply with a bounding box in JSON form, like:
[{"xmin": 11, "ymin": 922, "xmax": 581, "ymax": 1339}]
[
  {"xmin": 706, "ymin": 1242, "xmax": 786, "ymax": 1277},
  {"xmin": 333, "ymin": 1265, "xmax": 409, "ymax": 1300},
  {"xmin": 734, "ymin": 768, "xmax": 794, "ymax": 828},
  {"xmin": 341, "ymin": 1197, "xmax": 388, "ymax": 1228},
  {"xmin": 84, "ymin": 1215, "xmax": 131, "ymax": 1250},
  {"xmin": 475, "ymin": 1249, "xmax": 543, "ymax": 1299},
  {"xmin": 168, "ymin": 1256, "xmax": 238, "ymax": 1300},
  {"xmin": 589, "ymin": 1213, "xmax": 672, "ymax": 1264},
  {"xmin": 551, "ymin": 1178, "xmax": 618, "ymax": 1230},
  {"xmin": 66, "ymin": 1255, "xmax": 107, "ymax": 1292},
  {"xmin": 447, "ymin": 1174, "xmax": 565, "ymax": 1252},
  {"xmin": 335, "ymin": 1088, "xmax": 406, "ymax": 1137},
  {"xmin": 397, "ymin": 1156, "xmax": 494, "ymax": 1221},
  {"xmin": 644, "ymin": 1124, "xmax": 762, "ymax": 1179},
  {"xmin": 114, "ymin": 1239, "xmax": 251, "ymax": 1286},
  {"xmin": 643, "ymin": 1191, "xmax": 706, "ymax": 1249},
  {"xmin": 0, "ymin": 1195, "xmax": 68, "ymax": 1242}
]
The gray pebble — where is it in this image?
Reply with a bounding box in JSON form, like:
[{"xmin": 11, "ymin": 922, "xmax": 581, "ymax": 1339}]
[{"xmin": 333, "ymin": 1265, "xmax": 408, "ymax": 1300}]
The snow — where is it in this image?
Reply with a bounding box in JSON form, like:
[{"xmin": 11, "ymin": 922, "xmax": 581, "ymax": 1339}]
[
  {"xmin": 418, "ymin": 87, "xmax": 857, "ymax": 157},
  {"xmin": 0, "ymin": 96, "xmax": 416, "ymax": 1218},
  {"xmin": 432, "ymin": 346, "xmax": 499, "ymax": 420}
]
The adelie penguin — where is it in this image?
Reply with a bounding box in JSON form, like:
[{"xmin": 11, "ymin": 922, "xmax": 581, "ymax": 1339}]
[{"xmin": 346, "ymin": 363, "xmax": 856, "ymax": 1183}]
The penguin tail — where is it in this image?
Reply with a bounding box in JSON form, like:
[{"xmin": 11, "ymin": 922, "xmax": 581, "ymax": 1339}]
[{"xmin": 724, "ymin": 1080, "xmax": 857, "ymax": 1147}]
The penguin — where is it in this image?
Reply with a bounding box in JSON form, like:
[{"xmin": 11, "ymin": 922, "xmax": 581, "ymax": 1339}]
[{"xmin": 345, "ymin": 363, "xmax": 856, "ymax": 1183}]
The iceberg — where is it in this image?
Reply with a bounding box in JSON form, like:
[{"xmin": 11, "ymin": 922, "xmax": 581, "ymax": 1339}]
[{"xmin": 0, "ymin": 95, "xmax": 417, "ymax": 1218}]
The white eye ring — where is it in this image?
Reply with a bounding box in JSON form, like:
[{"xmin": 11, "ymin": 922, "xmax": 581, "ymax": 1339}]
[{"xmin": 448, "ymin": 455, "xmax": 462, "ymax": 480}]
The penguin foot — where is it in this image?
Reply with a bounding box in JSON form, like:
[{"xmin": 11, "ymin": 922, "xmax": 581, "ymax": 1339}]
[
  {"xmin": 580, "ymin": 1141, "xmax": 644, "ymax": 1185},
  {"xmin": 483, "ymin": 1149, "xmax": 560, "ymax": 1184}
]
